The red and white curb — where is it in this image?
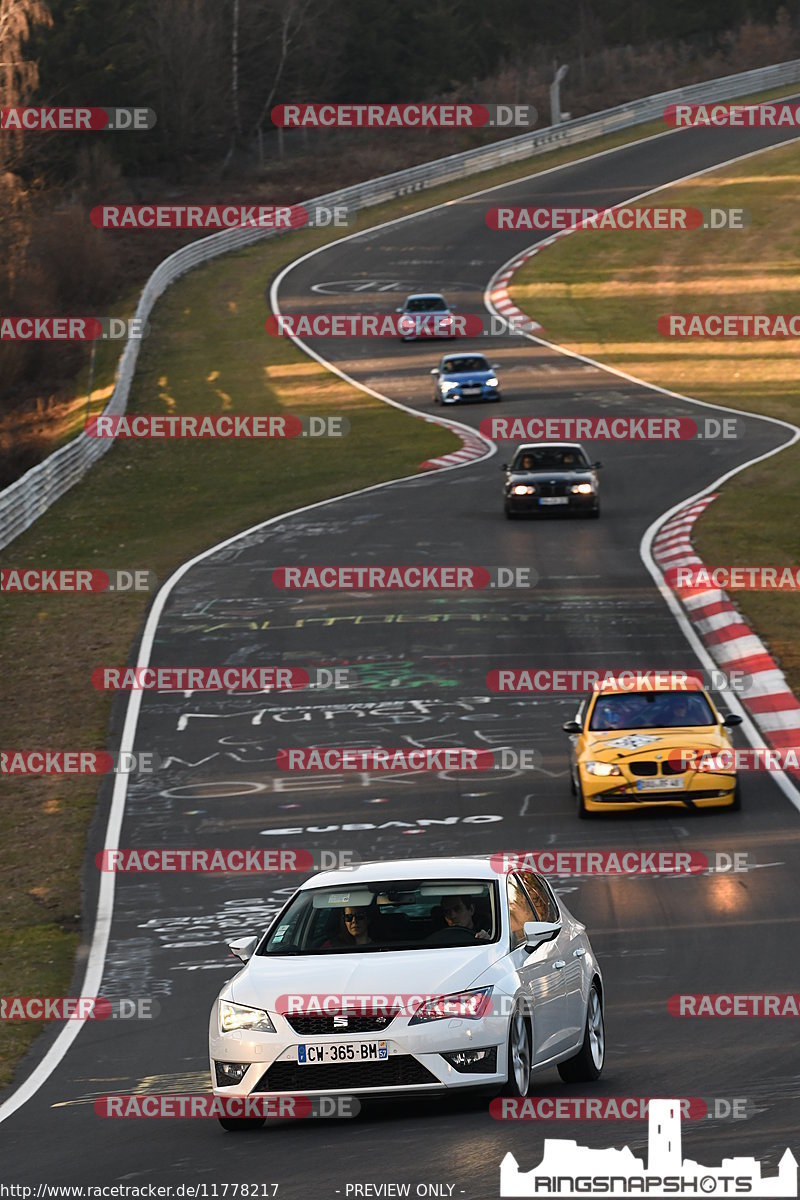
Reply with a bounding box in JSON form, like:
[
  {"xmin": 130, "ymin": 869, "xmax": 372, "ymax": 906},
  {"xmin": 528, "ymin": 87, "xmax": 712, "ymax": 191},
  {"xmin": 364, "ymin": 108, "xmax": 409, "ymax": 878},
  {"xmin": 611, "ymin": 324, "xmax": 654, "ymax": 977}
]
[
  {"xmin": 652, "ymin": 496, "xmax": 800, "ymax": 778},
  {"xmin": 488, "ymin": 247, "xmax": 545, "ymax": 334},
  {"xmin": 419, "ymin": 419, "xmax": 490, "ymax": 470}
]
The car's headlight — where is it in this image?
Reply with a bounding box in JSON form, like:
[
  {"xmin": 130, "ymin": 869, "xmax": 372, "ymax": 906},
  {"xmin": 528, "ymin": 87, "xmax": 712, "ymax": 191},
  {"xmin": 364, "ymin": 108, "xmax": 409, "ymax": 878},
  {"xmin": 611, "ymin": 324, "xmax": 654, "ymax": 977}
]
[
  {"xmin": 219, "ymin": 1000, "xmax": 276, "ymax": 1034},
  {"xmin": 584, "ymin": 760, "xmax": 623, "ymax": 777},
  {"xmin": 570, "ymin": 483, "xmax": 594, "ymax": 494},
  {"xmin": 440, "ymin": 381, "xmax": 459, "ymax": 393},
  {"xmin": 511, "ymin": 484, "xmax": 535, "ymax": 496},
  {"xmin": 486, "ymin": 377, "xmax": 499, "ymax": 387},
  {"xmin": 409, "ymin": 987, "xmax": 494, "ymax": 1025}
]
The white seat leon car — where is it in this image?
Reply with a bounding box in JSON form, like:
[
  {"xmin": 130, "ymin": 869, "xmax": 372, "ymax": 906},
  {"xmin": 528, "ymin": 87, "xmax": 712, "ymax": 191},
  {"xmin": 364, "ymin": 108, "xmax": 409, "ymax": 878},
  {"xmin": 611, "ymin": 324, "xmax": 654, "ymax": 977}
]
[{"xmin": 208, "ymin": 856, "xmax": 605, "ymax": 1129}]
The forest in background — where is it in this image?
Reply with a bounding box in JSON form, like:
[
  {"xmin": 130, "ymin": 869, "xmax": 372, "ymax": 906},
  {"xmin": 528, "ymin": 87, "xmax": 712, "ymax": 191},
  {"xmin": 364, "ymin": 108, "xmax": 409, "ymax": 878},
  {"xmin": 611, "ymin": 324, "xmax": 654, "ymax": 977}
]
[{"xmin": 1, "ymin": 0, "xmax": 799, "ymax": 483}]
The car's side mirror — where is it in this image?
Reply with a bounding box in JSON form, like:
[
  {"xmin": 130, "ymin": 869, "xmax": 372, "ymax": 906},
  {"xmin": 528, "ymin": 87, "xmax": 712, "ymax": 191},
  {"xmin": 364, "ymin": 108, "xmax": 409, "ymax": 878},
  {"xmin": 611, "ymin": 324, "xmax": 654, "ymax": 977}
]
[
  {"xmin": 593, "ymin": 461, "xmax": 603, "ymax": 469},
  {"xmin": 228, "ymin": 935, "xmax": 258, "ymax": 963},
  {"xmin": 722, "ymin": 713, "xmax": 743, "ymax": 727},
  {"xmin": 523, "ymin": 920, "xmax": 561, "ymax": 951},
  {"xmin": 562, "ymin": 720, "xmax": 581, "ymax": 734},
  {"xmin": 430, "ymin": 368, "xmax": 439, "ymax": 376},
  {"xmin": 491, "ymin": 363, "xmax": 500, "ymax": 370},
  {"xmin": 501, "ymin": 463, "xmax": 508, "ymax": 471}
]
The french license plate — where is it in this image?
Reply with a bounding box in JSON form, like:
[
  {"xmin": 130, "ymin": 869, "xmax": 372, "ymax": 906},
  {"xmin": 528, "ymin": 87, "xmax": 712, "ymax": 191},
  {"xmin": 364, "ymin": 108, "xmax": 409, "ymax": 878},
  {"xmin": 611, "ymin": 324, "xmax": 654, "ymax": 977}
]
[
  {"xmin": 297, "ymin": 1041, "xmax": 388, "ymax": 1065},
  {"xmin": 636, "ymin": 777, "xmax": 685, "ymax": 790},
  {"xmin": 539, "ymin": 496, "xmax": 569, "ymax": 506},
  {"xmin": 462, "ymin": 387, "xmax": 481, "ymax": 395}
]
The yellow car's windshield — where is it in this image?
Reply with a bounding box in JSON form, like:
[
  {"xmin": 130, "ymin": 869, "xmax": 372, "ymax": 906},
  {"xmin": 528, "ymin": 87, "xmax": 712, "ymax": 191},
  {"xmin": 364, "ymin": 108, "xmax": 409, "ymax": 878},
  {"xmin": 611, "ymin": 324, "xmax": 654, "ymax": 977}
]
[{"xmin": 590, "ymin": 691, "xmax": 716, "ymax": 731}]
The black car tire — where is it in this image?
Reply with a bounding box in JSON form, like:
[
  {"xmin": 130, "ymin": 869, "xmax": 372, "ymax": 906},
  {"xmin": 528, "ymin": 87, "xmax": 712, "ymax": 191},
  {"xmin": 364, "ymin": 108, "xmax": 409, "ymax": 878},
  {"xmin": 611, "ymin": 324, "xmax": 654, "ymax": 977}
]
[
  {"xmin": 557, "ymin": 984, "xmax": 604, "ymax": 1083},
  {"xmin": 504, "ymin": 503, "xmax": 520, "ymax": 520},
  {"xmin": 730, "ymin": 781, "xmax": 742, "ymax": 811},
  {"xmin": 500, "ymin": 1003, "xmax": 532, "ymax": 1098}
]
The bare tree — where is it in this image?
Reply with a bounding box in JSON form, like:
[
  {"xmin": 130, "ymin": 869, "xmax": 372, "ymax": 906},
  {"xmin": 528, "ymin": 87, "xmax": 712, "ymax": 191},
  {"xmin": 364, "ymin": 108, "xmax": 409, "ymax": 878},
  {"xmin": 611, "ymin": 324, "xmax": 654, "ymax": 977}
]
[
  {"xmin": 252, "ymin": 0, "xmax": 317, "ymax": 165},
  {"xmin": 0, "ymin": 0, "xmax": 52, "ymax": 161}
]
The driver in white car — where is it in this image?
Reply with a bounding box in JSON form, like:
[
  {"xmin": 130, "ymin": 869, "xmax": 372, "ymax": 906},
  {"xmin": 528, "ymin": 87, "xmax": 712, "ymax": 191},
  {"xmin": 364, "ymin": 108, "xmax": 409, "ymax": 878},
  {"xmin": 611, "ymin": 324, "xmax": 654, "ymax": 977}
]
[{"xmin": 441, "ymin": 896, "xmax": 491, "ymax": 941}]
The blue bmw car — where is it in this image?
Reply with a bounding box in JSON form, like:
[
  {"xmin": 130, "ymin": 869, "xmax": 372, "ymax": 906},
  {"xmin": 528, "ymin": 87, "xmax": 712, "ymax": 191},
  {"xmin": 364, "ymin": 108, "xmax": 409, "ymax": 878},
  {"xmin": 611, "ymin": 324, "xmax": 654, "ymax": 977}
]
[{"xmin": 431, "ymin": 353, "xmax": 501, "ymax": 404}]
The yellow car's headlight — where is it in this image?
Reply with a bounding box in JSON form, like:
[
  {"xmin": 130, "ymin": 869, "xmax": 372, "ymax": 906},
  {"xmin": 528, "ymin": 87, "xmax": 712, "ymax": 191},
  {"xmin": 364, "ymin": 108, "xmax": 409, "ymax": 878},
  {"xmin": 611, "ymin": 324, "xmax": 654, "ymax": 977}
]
[
  {"xmin": 584, "ymin": 760, "xmax": 622, "ymax": 777},
  {"xmin": 219, "ymin": 1000, "xmax": 275, "ymax": 1034}
]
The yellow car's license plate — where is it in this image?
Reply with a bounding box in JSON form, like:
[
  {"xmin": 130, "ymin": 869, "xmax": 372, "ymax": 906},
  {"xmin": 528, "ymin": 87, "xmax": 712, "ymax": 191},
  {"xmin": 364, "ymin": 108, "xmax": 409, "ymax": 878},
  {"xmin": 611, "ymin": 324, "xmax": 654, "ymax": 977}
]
[{"xmin": 635, "ymin": 777, "xmax": 685, "ymax": 790}]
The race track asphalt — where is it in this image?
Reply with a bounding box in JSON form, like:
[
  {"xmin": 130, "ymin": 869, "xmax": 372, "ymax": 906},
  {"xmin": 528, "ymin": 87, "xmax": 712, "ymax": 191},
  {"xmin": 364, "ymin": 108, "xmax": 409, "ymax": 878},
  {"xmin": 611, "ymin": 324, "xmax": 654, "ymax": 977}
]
[{"xmin": 2, "ymin": 115, "xmax": 800, "ymax": 1195}]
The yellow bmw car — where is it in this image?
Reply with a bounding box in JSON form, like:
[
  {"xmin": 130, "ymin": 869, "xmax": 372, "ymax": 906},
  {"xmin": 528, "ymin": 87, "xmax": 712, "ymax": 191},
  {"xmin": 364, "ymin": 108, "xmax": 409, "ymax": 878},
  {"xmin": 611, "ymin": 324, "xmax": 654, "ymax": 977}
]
[{"xmin": 562, "ymin": 682, "xmax": 743, "ymax": 818}]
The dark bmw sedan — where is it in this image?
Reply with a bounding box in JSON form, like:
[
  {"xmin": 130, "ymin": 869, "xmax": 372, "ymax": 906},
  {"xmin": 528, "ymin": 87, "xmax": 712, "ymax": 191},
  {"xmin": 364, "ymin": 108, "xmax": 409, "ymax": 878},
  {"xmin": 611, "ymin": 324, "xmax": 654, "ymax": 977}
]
[{"xmin": 503, "ymin": 443, "xmax": 601, "ymax": 519}]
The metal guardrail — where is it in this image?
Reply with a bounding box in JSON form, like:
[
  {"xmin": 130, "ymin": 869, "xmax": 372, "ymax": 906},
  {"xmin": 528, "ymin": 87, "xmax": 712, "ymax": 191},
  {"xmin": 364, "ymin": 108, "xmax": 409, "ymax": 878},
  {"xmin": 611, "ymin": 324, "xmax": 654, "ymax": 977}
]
[{"xmin": 2, "ymin": 58, "xmax": 800, "ymax": 551}]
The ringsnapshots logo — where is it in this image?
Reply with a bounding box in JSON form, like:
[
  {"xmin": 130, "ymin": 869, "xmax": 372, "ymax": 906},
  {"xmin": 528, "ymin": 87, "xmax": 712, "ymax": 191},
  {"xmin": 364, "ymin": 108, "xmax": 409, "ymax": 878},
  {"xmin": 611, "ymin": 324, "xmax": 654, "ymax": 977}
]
[
  {"xmin": 499, "ymin": 1099, "xmax": 797, "ymax": 1197},
  {"xmin": 271, "ymin": 103, "xmax": 537, "ymax": 129}
]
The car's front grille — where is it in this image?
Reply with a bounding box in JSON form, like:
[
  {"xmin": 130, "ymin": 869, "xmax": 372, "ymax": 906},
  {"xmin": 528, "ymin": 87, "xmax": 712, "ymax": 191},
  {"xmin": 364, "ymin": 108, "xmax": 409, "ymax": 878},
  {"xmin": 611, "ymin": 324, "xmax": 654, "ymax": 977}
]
[
  {"xmin": 628, "ymin": 761, "xmax": 658, "ymax": 776},
  {"xmin": 284, "ymin": 1013, "xmax": 395, "ymax": 1035},
  {"xmin": 254, "ymin": 1056, "xmax": 438, "ymax": 1092},
  {"xmin": 537, "ymin": 481, "xmax": 570, "ymax": 497},
  {"xmin": 661, "ymin": 759, "xmax": 686, "ymax": 776}
]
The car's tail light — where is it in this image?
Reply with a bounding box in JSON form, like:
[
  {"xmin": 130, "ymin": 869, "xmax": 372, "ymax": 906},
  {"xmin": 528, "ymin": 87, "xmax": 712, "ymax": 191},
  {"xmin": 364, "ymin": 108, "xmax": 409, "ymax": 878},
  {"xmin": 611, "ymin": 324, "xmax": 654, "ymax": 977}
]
[{"xmin": 409, "ymin": 987, "xmax": 493, "ymax": 1025}]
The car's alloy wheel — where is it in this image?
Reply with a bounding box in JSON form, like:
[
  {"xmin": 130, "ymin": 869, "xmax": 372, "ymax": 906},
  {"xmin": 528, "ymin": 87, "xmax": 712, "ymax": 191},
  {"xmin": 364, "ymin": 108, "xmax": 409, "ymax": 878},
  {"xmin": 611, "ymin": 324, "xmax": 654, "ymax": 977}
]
[
  {"xmin": 558, "ymin": 984, "xmax": 604, "ymax": 1082},
  {"xmin": 218, "ymin": 1117, "xmax": 266, "ymax": 1132},
  {"xmin": 502, "ymin": 1004, "xmax": 532, "ymax": 1097}
]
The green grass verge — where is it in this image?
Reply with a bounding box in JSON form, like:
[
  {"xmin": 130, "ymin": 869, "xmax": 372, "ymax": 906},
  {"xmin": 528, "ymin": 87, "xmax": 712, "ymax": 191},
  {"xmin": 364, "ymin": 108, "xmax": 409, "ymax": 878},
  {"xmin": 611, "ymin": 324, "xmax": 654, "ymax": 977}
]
[
  {"xmin": 1, "ymin": 77, "xmax": 799, "ymax": 1092},
  {"xmin": 509, "ymin": 136, "xmax": 800, "ymax": 694}
]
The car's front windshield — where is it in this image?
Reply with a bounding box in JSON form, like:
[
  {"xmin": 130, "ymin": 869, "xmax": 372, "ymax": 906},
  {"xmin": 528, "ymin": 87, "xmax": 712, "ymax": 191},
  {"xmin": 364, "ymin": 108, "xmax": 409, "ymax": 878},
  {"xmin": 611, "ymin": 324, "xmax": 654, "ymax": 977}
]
[
  {"xmin": 589, "ymin": 690, "xmax": 716, "ymax": 731},
  {"xmin": 406, "ymin": 296, "xmax": 446, "ymax": 312},
  {"xmin": 442, "ymin": 356, "xmax": 488, "ymax": 373},
  {"xmin": 259, "ymin": 879, "xmax": 499, "ymax": 955},
  {"xmin": 512, "ymin": 447, "xmax": 589, "ymax": 471}
]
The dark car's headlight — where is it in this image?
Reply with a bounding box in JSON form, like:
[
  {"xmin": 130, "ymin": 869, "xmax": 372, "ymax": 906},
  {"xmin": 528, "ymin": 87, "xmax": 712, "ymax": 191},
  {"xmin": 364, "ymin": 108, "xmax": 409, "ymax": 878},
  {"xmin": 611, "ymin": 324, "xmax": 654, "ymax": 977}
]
[
  {"xmin": 511, "ymin": 484, "xmax": 536, "ymax": 496},
  {"xmin": 570, "ymin": 483, "xmax": 594, "ymax": 494}
]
